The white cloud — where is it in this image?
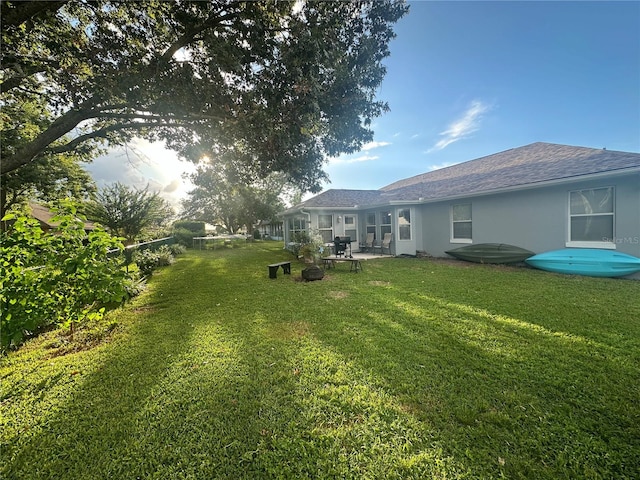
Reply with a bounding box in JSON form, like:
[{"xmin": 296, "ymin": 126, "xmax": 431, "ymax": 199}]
[
  {"xmin": 163, "ymin": 179, "xmax": 181, "ymax": 193},
  {"xmin": 429, "ymin": 100, "xmax": 490, "ymax": 152},
  {"xmin": 329, "ymin": 154, "xmax": 379, "ymax": 165},
  {"xmin": 361, "ymin": 140, "xmax": 391, "ymax": 151},
  {"xmin": 327, "ymin": 140, "xmax": 389, "ymax": 164},
  {"xmin": 427, "ymin": 162, "xmax": 459, "ymax": 171},
  {"xmin": 85, "ymin": 138, "xmax": 197, "ymax": 208}
]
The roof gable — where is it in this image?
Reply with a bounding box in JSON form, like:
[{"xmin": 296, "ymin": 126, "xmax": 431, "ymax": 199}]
[
  {"xmin": 283, "ymin": 143, "xmax": 640, "ymax": 213},
  {"xmin": 381, "ymin": 143, "xmax": 640, "ymax": 199},
  {"xmin": 281, "ymin": 189, "xmax": 383, "ymax": 214}
]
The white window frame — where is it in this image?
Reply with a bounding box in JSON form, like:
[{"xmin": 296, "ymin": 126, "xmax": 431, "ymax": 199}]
[
  {"xmin": 317, "ymin": 214, "xmax": 334, "ymax": 243},
  {"xmin": 398, "ymin": 208, "xmax": 412, "ymax": 241},
  {"xmin": 451, "ymin": 203, "xmax": 473, "ymax": 244},
  {"xmin": 566, "ymin": 187, "xmax": 616, "ymax": 249},
  {"xmin": 366, "ymin": 213, "xmax": 376, "ymax": 241},
  {"xmin": 288, "ymin": 217, "xmax": 307, "ymax": 242},
  {"xmin": 380, "ymin": 210, "xmax": 392, "ymax": 238}
]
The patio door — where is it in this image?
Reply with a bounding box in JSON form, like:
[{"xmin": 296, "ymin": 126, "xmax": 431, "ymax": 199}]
[
  {"xmin": 395, "ymin": 207, "xmax": 416, "ymax": 256},
  {"xmin": 343, "ymin": 214, "xmax": 359, "ymax": 252}
]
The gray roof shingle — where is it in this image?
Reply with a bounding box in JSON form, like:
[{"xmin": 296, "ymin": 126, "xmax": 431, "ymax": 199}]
[{"xmin": 284, "ymin": 143, "xmax": 640, "ymax": 212}]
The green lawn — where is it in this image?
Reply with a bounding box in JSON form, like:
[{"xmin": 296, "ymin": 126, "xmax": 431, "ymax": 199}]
[{"xmin": 2, "ymin": 242, "xmax": 639, "ymax": 479}]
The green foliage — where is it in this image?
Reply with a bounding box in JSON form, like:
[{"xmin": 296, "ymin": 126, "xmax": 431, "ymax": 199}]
[
  {"xmin": 122, "ymin": 271, "xmax": 147, "ymax": 299},
  {"xmin": 132, "ymin": 245, "xmax": 175, "ymax": 277},
  {"xmin": 168, "ymin": 243, "xmax": 186, "ymax": 256},
  {"xmin": 0, "ymin": 91, "xmax": 98, "ymax": 218},
  {"xmin": 0, "ymin": 202, "xmax": 129, "ymax": 350},
  {"xmin": 289, "ymin": 230, "xmax": 310, "ymax": 257},
  {"xmin": 132, "ymin": 249, "xmax": 161, "ymax": 277},
  {"xmin": 172, "ymin": 220, "xmax": 205, "ymax": 247},
  {"xmin": 173, "ymin": 220, "xmax": 205, "ymax": 234},
  {"xmin": 182, "ymin": 160, "xmax": 286, "ymax": 234},
  {"xmin": 155, "ymin": 245, "xmax": 175, "ymax": 267},
  {"xmin": 297, "ymin": 229, "xmax": 328, "ymax": 264},
  {"xmin": 171, "ymin": 227, "xmax": 198, "ymax": 248},
  {"xmin": 1, "ymin": 1, "xmax": 408, "ymax": 193},
  {"xmin": 85, "ymin": 183, "xmax": 174, "ymax": 244}
]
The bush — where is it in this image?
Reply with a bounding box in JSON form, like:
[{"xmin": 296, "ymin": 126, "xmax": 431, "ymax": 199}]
[
  {"xmin": 168, "ymin": 243, "xmax": 186, "ymax": 256},
  {"xmin": 0, "ymin": 204, "xmax": 131, "ymax": 351},
  {"xmin": 173, "ymin": 220, "xmax": 205, "ymax": 233},
  {"xmin": 288, "ymin": 231, "xmax": 310, "ymax": 257},
  {"xmin": 172, "ymin": 220, "xmax": 205, "ymax": 247},
  {"xmin": 132, "ymin": 245, "xmax": 175, "ymax": 276},
  {"xmin": 297, "ymin": 230, "xmax": 328, "ymax": 264},
  {"xmin": 156, "ymin": 245, "xmax": 175, "ymax": 266},
  {"xmin": 122, "ymin": 271, "xmax": 147, "ymax": 298},
  {"xmin": 132, "ymin": 249, "xmax": 160, "ymax": 276},
  {"xmin": 172, "ymin": 227, "xmax": 198, "ymax": 247}
]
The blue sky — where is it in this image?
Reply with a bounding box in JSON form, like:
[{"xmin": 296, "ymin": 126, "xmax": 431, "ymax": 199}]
[{"xmin": 87, "ymin": 1, "xmax": 640, "ymax": 205}]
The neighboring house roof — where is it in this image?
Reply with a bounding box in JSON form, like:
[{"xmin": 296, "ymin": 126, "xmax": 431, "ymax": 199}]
[
  {"xmin": 282, "ymin": 143, "xmax": 640, "ymax": 214},
  {"xmin": 29, "ymin": 202, "xmax": 96, "ymax": 230}
]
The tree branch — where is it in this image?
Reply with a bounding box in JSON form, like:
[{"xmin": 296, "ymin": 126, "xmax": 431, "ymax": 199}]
[
  {"xmin": 0, "ymin": 1, "xmax": 68, "ymax": 29},
  {"xmin": 1, "ymin": 106, "xmax": 92, "ymax": 175},
  {"xmin": 47, "ymin": 121, "xmax": 189, "ymax": 155},
  {"xmin": 159, "ymin": 10, "xmax": 240, "ymax": 64},
  {"xmin": 86, "ymin": 111, "xmax": 225, "ymax": 122}
]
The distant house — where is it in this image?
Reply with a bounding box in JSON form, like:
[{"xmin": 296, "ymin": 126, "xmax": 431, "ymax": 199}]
[
  {"xmin": 256, "ymin": 219, "xmax": 284, "ymax": 240},
  {"xmin": 28, "ymin": 202, "xmax": 96, "ymax": 233},
  {"xmin": 280, "ymin": 142, "xmax": 640, "ymax": 272}
]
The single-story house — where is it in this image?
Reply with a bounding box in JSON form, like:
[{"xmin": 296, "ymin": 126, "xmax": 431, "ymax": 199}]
[
  {"xmin": 256, "ymin": 219, "xmax": 284, "ymax": 240},
  {"xmin": 28, "ymin": 202, "xmax": 97, "ymax": 232},
  {"xmin": 280, "ymin": 142, "xmax": 640, "ymax": 268}
]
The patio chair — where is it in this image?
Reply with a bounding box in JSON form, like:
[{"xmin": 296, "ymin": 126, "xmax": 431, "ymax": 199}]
[
  {"xmin": 364, "ymin": 233, "xmax": 375, "ymax": 253},
  {"xmin": 380, "ymin": 233, "xmax": 392, "ymax": 255}
]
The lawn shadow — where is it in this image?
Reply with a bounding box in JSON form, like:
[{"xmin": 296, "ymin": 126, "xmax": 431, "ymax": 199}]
[
  {"xmin": 2, "ymin": 254, "xmax": 238, "ymax": 479},
  {"xmin": 3, "ymin": 248, "xmax": 638, "ymax": 479},
  {"xmin": 303, "ymin": 263, "xmax": 640, "ymax": 479}
]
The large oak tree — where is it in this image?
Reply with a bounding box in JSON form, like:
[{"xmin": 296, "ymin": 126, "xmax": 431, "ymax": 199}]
[{"xmin": 1, "ymin": 0, "xmax": 408, "ymax": 201}]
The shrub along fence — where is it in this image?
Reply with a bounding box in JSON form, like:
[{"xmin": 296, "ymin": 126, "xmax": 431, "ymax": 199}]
[
  {"xmin": 1, "ymin": 208, "xmax": 130, "ymax": 351},
  {"xmin": 108, "ymin": 236, "xmax": 176, "ymax": 268}
]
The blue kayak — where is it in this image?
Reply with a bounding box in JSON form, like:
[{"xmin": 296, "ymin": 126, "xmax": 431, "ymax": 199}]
[{"xmin": 525, "ymin": 249, "xmax": 640, "ymax": 277}]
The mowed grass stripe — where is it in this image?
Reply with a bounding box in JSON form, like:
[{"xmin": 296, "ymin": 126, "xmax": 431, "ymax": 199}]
[{"xmin": 2, "ymin": 242, "xmax": 639, "ymax": 479}]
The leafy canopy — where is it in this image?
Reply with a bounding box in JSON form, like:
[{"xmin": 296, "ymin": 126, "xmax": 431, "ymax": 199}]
[
  {"xmin": 0, "ymin": 89, "xmax": 97, "ymax": 218},
  {"xmin": 85, "ymin": 183, "xmax": 174, "ymax": 243},
  {"xmin": 182, "ymin": 159, "xmax": 286, "ymax": 234},
  {"xmin": 0, "ymin": 0, "xmax": 408, "ymax": 193}
]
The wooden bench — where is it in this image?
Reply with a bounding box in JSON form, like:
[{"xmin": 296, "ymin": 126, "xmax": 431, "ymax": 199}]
[
  {"xmin": 268, "ymin": 261, "xmax": 291, "ymax": 279},
  {"xmin": 344, "ymin": 258, "xmax": 363, "ymax": 273},
  {"xmin": 322, "ymin": 257, "xmax": 363, "ymax": 273}
]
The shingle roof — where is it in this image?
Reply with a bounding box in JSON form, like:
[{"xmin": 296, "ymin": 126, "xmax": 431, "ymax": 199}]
[
  {"xmin": 381, "ymin": 142, "xmax": 640, "ymax": 198},
  {"xmin": 28, "ymin": 202, "xmax": 97, "ymax": 230},
  {"xmin": 280, "ymin": 189, "xmax": 383, "ymax": 214},
  {"xmin": 284, "ymin": 143, "xmax": 640, "ymax": 212}
]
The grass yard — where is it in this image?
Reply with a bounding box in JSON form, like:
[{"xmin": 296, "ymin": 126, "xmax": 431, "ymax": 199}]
[{"xmin": 1, "ymin": 242, "xmax": 639, "ymax": 479}]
